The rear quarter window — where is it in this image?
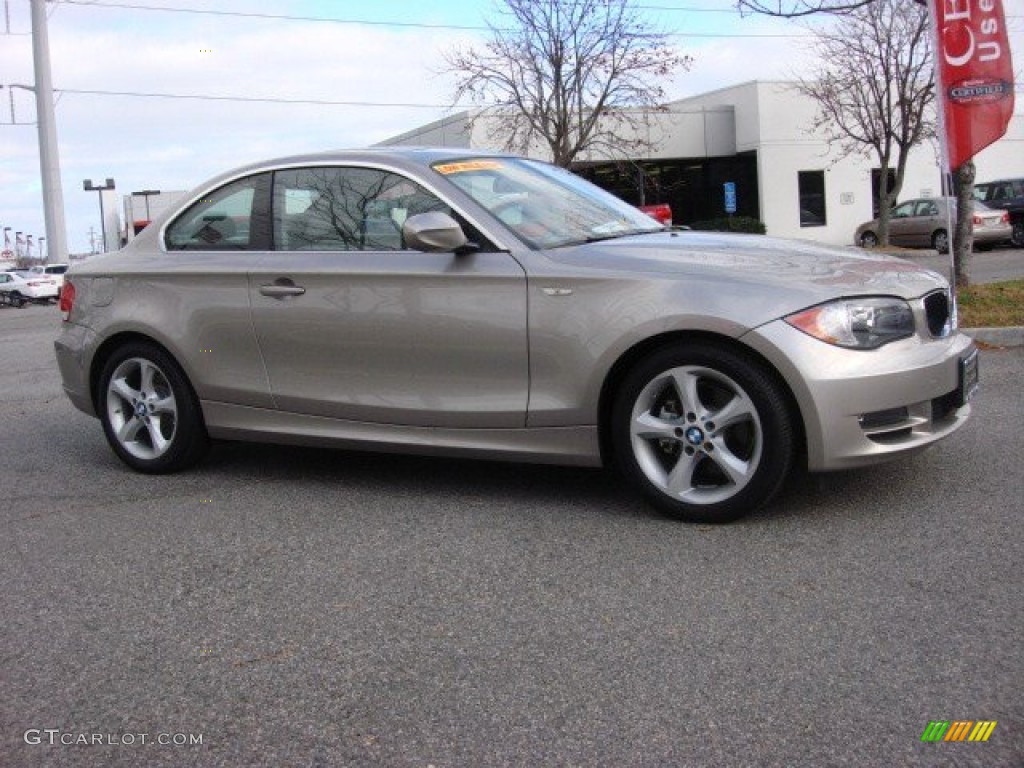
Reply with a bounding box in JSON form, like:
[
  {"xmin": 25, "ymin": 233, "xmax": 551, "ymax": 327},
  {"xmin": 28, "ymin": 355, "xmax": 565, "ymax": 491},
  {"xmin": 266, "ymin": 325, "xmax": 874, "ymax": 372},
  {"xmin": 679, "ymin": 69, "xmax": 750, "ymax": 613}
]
[{"xmin": 165, "ymin": 174, "xmax": 271, "ymax": 251}]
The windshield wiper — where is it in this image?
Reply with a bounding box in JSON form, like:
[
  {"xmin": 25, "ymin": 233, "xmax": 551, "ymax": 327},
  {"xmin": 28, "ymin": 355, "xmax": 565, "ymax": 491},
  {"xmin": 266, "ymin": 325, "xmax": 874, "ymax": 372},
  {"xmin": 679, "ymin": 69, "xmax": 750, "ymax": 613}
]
[
  {"xmin": 545, "ymin": 228, "xmax": 664, "ymax": 249},
  {"xmin": 584, "ymin": 228, "xmax": 665, "ymax": 243}
]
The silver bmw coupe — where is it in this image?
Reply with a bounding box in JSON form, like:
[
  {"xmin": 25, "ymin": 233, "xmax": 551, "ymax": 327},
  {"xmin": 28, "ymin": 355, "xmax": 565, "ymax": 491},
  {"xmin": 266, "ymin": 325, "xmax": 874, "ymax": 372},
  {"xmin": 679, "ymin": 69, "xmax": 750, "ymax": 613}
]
[{"xmin": 55, "ymin": 149, "xmax": 978, "ymax": 523}]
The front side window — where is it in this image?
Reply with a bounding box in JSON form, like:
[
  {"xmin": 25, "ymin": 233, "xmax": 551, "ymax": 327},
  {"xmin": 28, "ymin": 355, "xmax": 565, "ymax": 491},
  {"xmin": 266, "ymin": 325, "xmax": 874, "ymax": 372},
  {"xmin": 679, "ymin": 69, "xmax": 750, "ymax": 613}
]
[
  {"xmin": 798, "ymin": 170, "xmax": 826, "ymax": 227},
  {"xmin": 165, "ymin": 174, "xmax": 269, "ymax": 250},
  {"xmin": 892, "ymin": 201, "xmax": 916, "ymax": 218},
  {"xmin": 272, "ymin": 167, "xmax": 449, "ymax": 252}
]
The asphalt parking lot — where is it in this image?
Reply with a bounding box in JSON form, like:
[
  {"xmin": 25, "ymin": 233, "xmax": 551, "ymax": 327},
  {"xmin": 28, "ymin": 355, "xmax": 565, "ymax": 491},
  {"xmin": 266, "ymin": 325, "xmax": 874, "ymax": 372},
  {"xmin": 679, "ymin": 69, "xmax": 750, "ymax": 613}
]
[
  {"xmin": 2, "ymin": 302, "xmax": 1022, "ymax": 767},
  {"xmin": 897, "ymin": 245, "xmax": 1024, "ymax": 284}
]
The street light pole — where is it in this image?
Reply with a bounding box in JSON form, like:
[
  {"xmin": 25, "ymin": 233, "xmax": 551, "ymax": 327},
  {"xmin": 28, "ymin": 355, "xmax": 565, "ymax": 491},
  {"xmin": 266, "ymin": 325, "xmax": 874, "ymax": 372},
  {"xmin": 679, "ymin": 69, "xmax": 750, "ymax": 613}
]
[{"xmin": 83, "ymin": 178, "xmax": 115, "ymax": 252}]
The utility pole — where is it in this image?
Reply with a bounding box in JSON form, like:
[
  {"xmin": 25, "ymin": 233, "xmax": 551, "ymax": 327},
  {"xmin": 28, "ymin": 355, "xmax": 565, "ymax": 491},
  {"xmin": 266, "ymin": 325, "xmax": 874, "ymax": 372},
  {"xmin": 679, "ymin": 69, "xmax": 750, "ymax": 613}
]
[{"xmin": 31, "ymin": 0, "xmax": 68, "ymax": 262}]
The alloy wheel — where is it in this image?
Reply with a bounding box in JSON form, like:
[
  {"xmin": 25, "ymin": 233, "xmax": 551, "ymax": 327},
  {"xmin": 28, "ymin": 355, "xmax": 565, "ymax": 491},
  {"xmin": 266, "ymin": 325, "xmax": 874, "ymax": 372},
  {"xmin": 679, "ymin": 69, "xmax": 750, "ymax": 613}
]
[
  {"xmin": 105, "ymin": 357, "xmax": 179, "ymax": 461},
  {"xmin": 628, "ymin": 365, "xmax": 764, "ymax": 507}
]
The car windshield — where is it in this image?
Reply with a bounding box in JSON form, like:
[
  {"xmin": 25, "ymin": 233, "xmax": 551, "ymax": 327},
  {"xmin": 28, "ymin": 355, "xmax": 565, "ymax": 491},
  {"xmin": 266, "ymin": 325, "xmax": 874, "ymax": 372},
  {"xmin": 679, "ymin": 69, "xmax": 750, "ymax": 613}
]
[{"xmin": 433, "ymin": 157, "xmax": 664, "ymax": 249}]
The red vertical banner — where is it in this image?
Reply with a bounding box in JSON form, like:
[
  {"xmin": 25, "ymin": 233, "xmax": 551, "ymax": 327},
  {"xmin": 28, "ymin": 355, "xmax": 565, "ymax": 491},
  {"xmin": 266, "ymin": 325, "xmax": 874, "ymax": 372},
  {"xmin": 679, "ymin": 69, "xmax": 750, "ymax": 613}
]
[{"xmin": 929, "ymin": 0, "xmax": 1016, "ymax": 169}]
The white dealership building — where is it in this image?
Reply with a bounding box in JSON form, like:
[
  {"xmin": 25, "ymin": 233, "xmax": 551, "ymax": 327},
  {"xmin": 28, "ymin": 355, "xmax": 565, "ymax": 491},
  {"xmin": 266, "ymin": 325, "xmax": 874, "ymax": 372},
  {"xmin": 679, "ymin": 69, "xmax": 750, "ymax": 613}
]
[{"xmin": 382, "ymin": 80, "xmax": 1024, "ymax": 247}]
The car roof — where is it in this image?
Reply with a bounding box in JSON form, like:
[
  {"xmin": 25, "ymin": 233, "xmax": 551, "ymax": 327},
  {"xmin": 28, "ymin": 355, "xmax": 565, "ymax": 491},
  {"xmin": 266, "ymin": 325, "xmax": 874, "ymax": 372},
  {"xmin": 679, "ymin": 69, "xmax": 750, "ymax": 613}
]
[
  {"xmin": 225, "ymin": 146, "xmax": 514, "ymax": 174},
  {"xmin": 192, "ymin": 147, "xmax": 523, "ymax": 190}
]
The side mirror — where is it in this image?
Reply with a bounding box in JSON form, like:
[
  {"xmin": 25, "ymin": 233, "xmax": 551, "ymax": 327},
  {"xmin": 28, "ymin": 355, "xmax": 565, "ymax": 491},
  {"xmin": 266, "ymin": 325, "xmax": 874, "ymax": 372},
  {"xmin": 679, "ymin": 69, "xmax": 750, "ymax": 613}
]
[{"xmin": 402, "ymin": 212, "xmax": 468, "ymax": 253}]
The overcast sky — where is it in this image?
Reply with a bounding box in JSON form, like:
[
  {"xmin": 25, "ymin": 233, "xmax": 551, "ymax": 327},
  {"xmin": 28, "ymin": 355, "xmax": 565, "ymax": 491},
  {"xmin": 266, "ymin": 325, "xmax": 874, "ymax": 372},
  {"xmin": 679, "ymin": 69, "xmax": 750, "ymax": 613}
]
[{"xmin": 2, "ymin": 0, "xmax": 1022, "ymax": 255}]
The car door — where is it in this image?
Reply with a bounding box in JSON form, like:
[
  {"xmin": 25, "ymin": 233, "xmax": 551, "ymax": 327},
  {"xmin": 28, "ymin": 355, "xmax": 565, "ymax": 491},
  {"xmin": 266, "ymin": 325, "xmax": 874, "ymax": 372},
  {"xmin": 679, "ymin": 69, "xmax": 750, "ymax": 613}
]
[
  {"xmin": 248, "ymin": 165, "xmax": 529, "ymax": 429},
  {"xmin": 888, "ymin": 201, "xmax": 918, "ymax": 245},
  {"xmin": 160, "ymin": 172, "xmax": 276, "ymax": 410},
  {"xmin": 910, "ymin": 200, "xmax": 942, "ymax": 247}
]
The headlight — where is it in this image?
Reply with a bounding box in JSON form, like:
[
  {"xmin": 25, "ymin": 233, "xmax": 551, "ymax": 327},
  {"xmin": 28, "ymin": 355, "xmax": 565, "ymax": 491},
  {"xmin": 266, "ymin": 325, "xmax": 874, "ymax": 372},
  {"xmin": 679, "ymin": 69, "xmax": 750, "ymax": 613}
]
[{"xmin": 785, "ymin": 298, "xmax": 915, "ymax": 349}]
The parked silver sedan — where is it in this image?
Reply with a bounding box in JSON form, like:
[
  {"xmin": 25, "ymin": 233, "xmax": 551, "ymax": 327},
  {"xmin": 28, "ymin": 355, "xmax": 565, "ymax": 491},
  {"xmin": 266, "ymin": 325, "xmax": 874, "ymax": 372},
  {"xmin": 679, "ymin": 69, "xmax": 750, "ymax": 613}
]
[
  {"xmin": 55, "ymin": 149, "xmax": 978, "ymax": 523},
  {"xmin": 855, "ymin": 197, "xmax": 1011, "ymax": 252}
]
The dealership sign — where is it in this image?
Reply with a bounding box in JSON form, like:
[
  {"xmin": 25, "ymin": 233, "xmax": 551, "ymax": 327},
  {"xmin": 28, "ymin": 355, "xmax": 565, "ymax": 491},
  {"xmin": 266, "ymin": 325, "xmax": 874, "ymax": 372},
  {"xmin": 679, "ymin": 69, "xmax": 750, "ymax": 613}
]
[{"xmin": 929, "ymin": 0, "xmax": 1015, "ymax": 169}]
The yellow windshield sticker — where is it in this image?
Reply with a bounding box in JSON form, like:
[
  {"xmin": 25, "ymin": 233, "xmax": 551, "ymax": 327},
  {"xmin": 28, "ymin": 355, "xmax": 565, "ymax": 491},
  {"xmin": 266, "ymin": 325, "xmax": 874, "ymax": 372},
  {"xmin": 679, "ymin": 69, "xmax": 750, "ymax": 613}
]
[{"xmin": 434, "ymin": 160, "xmax": 503, "ymax": 174}]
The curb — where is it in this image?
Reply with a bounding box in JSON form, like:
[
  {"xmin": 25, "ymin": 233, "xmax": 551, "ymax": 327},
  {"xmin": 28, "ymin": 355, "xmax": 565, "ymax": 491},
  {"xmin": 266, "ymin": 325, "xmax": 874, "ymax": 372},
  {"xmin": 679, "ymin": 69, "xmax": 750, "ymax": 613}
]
[{"xmin": 963, "ymin": 326, "xmax": 1024, "ymax": 347}]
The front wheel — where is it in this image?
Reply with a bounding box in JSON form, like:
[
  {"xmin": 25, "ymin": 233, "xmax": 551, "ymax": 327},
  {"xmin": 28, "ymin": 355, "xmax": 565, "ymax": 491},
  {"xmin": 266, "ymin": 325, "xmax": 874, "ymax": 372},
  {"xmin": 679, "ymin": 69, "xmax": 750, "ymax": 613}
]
[
  {"xmin": 859, "ymin": 231, "xmax": 879, "ymax": 248},
  {"xmin": 611, "ymin": 343, "xmax": 795, "ymax": 523},
  {"xmin": 98, "ymin": 342, "xmax": 209, "ymax": 473}
]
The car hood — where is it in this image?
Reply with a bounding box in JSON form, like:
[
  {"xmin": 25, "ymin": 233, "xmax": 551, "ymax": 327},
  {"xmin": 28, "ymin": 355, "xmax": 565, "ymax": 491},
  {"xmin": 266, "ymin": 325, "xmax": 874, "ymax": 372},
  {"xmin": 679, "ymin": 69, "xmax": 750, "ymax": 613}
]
[{"xmin": 545, "ymin": 231, "xmax": 949, "ymax": 304}]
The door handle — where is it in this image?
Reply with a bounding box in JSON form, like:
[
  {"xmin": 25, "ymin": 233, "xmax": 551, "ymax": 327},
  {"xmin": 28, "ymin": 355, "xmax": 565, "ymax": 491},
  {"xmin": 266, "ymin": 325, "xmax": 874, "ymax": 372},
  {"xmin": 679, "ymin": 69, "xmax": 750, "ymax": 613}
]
[{"xmin": 259, "ymin": 279, "xmax": 306, "ymax": 298}]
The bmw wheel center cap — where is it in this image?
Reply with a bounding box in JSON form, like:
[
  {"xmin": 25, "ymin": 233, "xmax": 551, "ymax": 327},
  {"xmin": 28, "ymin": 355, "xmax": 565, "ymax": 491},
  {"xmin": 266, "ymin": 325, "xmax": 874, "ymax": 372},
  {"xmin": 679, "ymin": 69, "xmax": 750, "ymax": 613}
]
[{"xmin": 684, "ymin": 426, "xmax": 704, "ymax": 446}]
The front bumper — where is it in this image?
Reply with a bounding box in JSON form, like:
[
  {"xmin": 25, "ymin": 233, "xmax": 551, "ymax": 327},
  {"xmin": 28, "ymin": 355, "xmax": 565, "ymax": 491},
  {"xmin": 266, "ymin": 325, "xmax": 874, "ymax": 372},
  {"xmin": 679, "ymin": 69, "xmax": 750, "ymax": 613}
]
[{"xmin": 743, "ymin": 320, "xmax": 976, "ymax": 471}]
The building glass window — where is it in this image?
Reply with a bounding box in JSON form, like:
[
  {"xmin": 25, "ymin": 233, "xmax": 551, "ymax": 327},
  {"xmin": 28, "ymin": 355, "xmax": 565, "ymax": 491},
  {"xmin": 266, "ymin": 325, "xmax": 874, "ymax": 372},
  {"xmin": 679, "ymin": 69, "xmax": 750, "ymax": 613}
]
[
  {"xmin": 798, "ymin": 171, "xmax": 826, "ymax": 227},
  {"xmin": 871, "ymin": 168, "xmax": 897, "ymax": 217}
]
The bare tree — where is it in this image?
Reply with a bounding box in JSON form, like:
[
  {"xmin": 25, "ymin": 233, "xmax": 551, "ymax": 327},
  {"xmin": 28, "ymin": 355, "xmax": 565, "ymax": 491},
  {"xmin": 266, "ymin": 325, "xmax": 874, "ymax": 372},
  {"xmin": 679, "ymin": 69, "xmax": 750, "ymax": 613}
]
[
  {"xmin": 795, "ymin": 0, "xmax": 934, "ymax": 247},
  {"xmin": 952, "ymin": 160, "xmax": 975, "ymax": 286},
  {"xmin": 443, "ymin": 0, "xmax": 690, "ymax": 168}
]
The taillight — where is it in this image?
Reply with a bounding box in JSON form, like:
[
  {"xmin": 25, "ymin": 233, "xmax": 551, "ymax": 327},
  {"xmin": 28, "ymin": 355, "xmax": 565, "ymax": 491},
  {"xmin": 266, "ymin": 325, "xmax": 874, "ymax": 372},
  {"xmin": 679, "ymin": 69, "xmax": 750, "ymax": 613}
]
[
  {"xmin": 59, "ymin": 279, "xmax": 75, "ymax": 320},
  {"xmin": 1001, "ymin": 211, "xmax": 1010, "ymax": 224},
  {"xmin": 972, "ymin": 214, "xmax": 982, "ymax": 226}
]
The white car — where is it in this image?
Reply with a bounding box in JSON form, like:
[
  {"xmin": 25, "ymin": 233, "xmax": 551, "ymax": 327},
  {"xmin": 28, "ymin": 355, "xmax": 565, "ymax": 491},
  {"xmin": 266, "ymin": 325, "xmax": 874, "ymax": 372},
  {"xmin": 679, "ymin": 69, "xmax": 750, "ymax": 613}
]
[
  {"xmin": 0, "ymin": 270, "xmax": 59, "ymax": 306},
  {"xmin": 28, "ymin": 263, "xmax": 70, "ymax": 296}
]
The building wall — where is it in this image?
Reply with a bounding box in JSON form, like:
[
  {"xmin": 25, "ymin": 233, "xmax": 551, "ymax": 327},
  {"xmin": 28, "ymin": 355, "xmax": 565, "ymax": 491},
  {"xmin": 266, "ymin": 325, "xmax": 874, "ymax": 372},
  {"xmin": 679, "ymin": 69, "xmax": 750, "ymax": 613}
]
[
  {"xmin": 973, "ymin": 116, "xmax": 1024, "ymax": 184},
  {"xmin": 378, "ymin": 113, "xmax": 474, "ymax": 148},
  {"xmin": 678, "ymin": 81, "xmax": 1023, "ymax": 246}
]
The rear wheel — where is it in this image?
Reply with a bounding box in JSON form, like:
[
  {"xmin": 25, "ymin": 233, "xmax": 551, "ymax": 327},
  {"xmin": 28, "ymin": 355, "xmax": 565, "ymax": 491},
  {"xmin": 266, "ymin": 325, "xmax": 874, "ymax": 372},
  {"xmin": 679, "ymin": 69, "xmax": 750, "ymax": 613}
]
[
  {"xmin": 932, "ymin": 229, "xmax": 949, "ymax": 254},
  {"xmin": 611, "ymin": 343, "xmax": 795, "ymax": 523},
  {"xmin": 9, "ymin": 292, "xmax": 25, "ymax": 308},
  {"xmin": 98, "ymin": 342, "xmax": 209, "ymax": 473},
  {"xmin": 1012, "ymin": 219, "xmax": 1024, "ymax": 247}
]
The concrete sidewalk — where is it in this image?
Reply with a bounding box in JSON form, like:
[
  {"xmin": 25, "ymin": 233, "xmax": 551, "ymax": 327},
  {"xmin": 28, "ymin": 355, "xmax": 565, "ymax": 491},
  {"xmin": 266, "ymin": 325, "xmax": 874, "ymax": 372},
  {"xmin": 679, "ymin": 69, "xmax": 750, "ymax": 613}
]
[{"xmin": 963, "ymin": 326, "xmax": 1024, "ymax": 347}]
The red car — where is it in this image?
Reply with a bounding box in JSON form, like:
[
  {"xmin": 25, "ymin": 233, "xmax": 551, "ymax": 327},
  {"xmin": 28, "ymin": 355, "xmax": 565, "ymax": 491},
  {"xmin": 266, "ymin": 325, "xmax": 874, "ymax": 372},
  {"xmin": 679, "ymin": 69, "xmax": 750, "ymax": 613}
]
[{"xmin": 639, "ymin": 203, "xmax": 672, "ymax": 226}]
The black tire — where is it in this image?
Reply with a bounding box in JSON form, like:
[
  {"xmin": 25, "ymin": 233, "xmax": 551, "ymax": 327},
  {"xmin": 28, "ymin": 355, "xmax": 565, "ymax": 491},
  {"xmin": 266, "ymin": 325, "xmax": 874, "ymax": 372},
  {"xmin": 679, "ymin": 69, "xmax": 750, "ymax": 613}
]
[
  {"xmin": 859, "ymin": 231, "xmax": 879, "ymax": 248},
  {"xmin": 611, "ymin": 343, "xmax": 795, "ymax": 524},
  {"xmin": 1012, "ymin": 219, "xmax": 1024, "ymax": 248},
  {"xmin": 97, "ymin": 341, "xmax": 209, "ymax": 473},
  {"xmin": 9, "ymin": 292, "xmax": 25, "ymax": 308},
  {"xmin": 932, "ymin": 229, "xmax": 949, "ymax": 254}
]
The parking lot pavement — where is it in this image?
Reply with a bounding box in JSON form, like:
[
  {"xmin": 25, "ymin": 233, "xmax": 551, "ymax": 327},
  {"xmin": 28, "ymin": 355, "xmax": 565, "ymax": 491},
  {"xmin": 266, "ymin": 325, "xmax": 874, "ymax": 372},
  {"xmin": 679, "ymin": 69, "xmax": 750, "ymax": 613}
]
[
  {"xmin": 2, "ymin": 303, "xmax": 1022, "ymax": 767},
  {"xmin": 888, "ymin": 246, "xmax": 1024, "ymax": 284}
]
